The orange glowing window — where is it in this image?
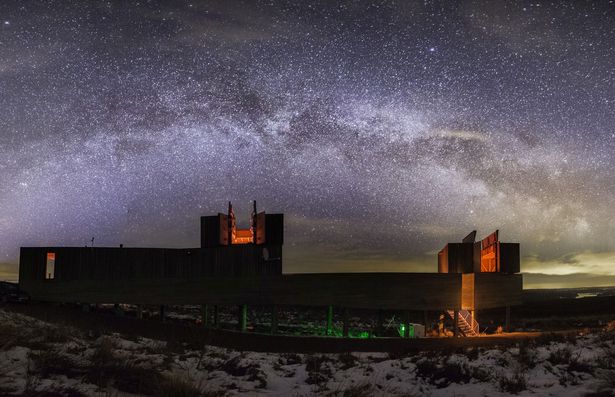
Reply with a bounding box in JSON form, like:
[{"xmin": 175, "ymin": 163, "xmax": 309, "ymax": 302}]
[
  {"xmin": 480, "ymin": 245, "xmax": 497, "ymax": 272},
  {"xmin": 45, "ymin": 252, "xmax": 56, "ymax": 280},
  {"xmin": 232, "ymin": 229, "xmax": 254, "ymax": 244}
]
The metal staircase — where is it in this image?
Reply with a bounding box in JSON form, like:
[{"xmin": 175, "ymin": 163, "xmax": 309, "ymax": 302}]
[{"xmin": 446, "ymin": 309, "xmax": 479, "ymax": 337}]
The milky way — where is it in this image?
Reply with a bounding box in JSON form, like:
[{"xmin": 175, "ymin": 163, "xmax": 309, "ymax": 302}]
[{"xmin": 1, "ymin": 1, "xmax": 614, "ymax": 285}]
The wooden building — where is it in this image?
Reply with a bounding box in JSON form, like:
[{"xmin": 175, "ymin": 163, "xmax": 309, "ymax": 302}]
[{"xmin": 18, "ymin": 204, "xmax": 522, "ymax": 338}]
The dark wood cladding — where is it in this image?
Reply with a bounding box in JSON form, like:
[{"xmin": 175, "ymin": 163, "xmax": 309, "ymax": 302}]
[
  {"xmin": 439, "ymin": 242, "xmax": 520, "ymax": 275},
  {"xmin": 474, "ymin": 273, "xmax": 523, "ymax": 309},
  {"xmin": 19, "ymin": 272, "xmax": 462, "ymax": 310},
  {"xmin": 438, "ymin": 243, "xmax": 474, "ymax": 273},
  {"xmin": 201, "ymin": 214, "xmax": 229, "ymax": 247},
  {"xmin": 20, "ymin": 245, "xmax": 282, "ymax": 283}
]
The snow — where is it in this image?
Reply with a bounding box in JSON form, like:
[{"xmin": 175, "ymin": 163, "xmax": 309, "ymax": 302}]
[{"xmin": 1, "ymin": 308, "xmax": 615, "ymax": 396}]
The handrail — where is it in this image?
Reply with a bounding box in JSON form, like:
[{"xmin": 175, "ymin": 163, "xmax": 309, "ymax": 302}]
[{"xmin": 447, "ymin": 309, "xmax": 479, "ymax": 336}]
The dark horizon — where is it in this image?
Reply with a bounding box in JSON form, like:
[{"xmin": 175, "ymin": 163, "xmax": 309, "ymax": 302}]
[{"xmin": 1, "ymin": 1, "xmax": 614, "ymax": 288}]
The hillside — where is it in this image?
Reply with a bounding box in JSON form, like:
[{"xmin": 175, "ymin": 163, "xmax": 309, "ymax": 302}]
[{"xmin": 2, "ymin": 308, "xmax": 615, "ymax": 396}]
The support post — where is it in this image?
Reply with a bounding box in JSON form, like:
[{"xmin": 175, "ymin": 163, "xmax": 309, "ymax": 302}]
[
  {"xmin": 213, "ymin": 305, "xmax": 219, "ymax": 328},
  {"xmin": 160, "ymin": 305, "xmax": 166, "ymax": 323},
  {"xmin": 423, "ymin": 310, "xmax": 429, "ymax": 331},
  {"xmin": 201, "ymin": 304, "xmax": 208, "ymax": 327},
  {"xmin": 342, "ymin": 308, "xmax": 349, "ymax": 337},
  {"xmin": 238, "ymin": 304, "xmax": 247, "ymax": 332},
  {"xmin": 404, "ymin": 311, "xmax": 411, "ymax": 338},
  {"xmin": 137, "ymin": 305, "xmax": 143, "ymax": 319},
  {"xmin": 376, "ymin": 309, "xmax": 384, "ymax": 337},
  {"xmin": 271, "ymin": 305, "xmax": 278, "ymax": 335},
  {"xmin": 453, "ymin": 310, "xmax": 459, "ymax": 337},
  {"xmin": 505, "ymin": 306, "xmax": 511, "ymax": 333},
  {"xmin": 326, "ymin": 305, "xmax": 333, "ymax": 336}
]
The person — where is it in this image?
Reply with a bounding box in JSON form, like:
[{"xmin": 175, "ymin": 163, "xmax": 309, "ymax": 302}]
[{"xmin": 438, "ymin": 313, "xmax": 445, "ymax": 336}]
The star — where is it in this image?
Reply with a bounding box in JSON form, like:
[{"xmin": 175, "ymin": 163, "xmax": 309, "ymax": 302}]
[{"xmin": 0, "ymin": 1, "xmax": 613, "ymax": 286}]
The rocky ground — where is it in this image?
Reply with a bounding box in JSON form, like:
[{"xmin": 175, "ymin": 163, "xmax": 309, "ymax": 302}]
[{"xmin": 2, "ymin": 308, "xmax": 615, "ymax": 396}]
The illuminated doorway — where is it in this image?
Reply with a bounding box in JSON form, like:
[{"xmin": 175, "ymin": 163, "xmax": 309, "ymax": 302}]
[{"xmin": 45, "ymin": 252, "xmax": 55, "ymax": 279}]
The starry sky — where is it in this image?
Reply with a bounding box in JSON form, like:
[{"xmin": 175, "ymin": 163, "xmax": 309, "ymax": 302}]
[{"xmin": 1, "ymin": 1, "xmax": 614, "ymax": 288}]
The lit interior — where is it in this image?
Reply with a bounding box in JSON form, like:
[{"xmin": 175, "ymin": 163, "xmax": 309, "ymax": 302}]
[
  {"xmin": 480, "ymin": 245, "xmax": 497, "ymax": 272},
  {"xmin": 45, "ymin": 252, "xmax": 56, "ymax": 279},
  {"xmin": 232, "ymin": 229, "xmax": 254, "ymax": 244}
]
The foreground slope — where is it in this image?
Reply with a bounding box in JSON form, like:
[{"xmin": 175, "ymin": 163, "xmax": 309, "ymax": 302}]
[{"xmin": 1, "ymin": 308, "xmax": 615, "ymax": 396}]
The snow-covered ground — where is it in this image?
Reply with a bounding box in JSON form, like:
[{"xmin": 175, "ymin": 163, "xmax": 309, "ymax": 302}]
[{"xmin": 1, "ymin": 308, "xmax": 615, "ymax": 396}]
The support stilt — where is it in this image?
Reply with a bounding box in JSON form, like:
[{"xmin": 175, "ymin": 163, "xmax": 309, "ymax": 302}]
[
  {"xmin": 453, "ymin": 310, "xmax": 459, "ymax": 337},
  {"xmin": 404, "ymin": 311, "xmax": 411, "ymax": 338},
  {"xmin": 238, "ymin": 304, "xmax": 247, "ymax": 332},
  {"xmin": 159, "ymin": 305, "xmax": 166, "ymax": 323},
  {"xmin": 342, "ymin": 308, "xmax": 349, "ymax": 337},
  {"xmin": 376, "ymin": 309, "xmax": 384, "ymax": 337},
  {"xmin": 137, "ymin": 305, "xmax": 143, "ymax": 319},
  {"xmin": 201, "ymin": 304, "xmax": 208, "ymax": 327},
  {"xmin": 213, "ymin": 305, "xmax": 219, "ymax": 328},
  {"xmin": 326, "ymin": 305, "xmax": 333, "ymax": 336},
  {"xmin": 271, "ymin": 305, "xmax": 278, "ymax": 335}
]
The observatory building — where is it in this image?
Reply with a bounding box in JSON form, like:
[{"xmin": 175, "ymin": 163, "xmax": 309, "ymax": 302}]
[{"xmin": 18, "ymin": 203, "xmax": 522, "ymax": 338}]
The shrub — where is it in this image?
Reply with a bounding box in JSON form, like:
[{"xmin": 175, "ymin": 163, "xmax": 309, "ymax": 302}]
[
  {"xmin": 498, "ymin": 369, "xmax": 527, "ymax": 394},
  {"xmin": 517, "ymin": 342, "xmax": 537, "ymax": 369},
  {"xmin": 305, "ymin": 355, "xmax": 333, "ymax": 385},
  {"xmin": 29, "ymin": 349, "xmax": 81, "ymax": 378},
  {"xmin": 220, "ymin": 356, "xmax": 250, "ymax": 377},
  {"xmin": 595, "ymin": 369, "xmax": 615, "ymax": 394},
  {"xmin": 567, "ymin": 356, "xmax": 594, "ymax": 375},
  {"xmin": 90, "ymin": 337, "xmax": 116, "ymax": 367},
  {"xmin": 535, "ymin": 333, "xmax": 566, "ymax": 346},
  {"xmin": 281, "ymin": 353, "xmax": 302, "ymax": 365},
  {"xmin": 155, "ymin": 375, "xmax": 220, "ymax": 397},
  {"xmin": 548, "ymin": 347, "xmax": 572, "ymax": 366},
  {"xmin": 338, "ymin": 353, "xmax": 359, "ymax": 370},
  {"xmin": 110, "ymin": 365, "xmax": 163, "ymax": 394},
  {"xmin": 468, "ymin": 365, "xmax": 492, "ymax": 383},
  {"xmin": 462, "ymin": 347, "xmax": 479, "ymax": 361},
  {"xmin": 340, "ymin": 382, "xmax": 373, "ymax": 397},
  {"xmin": 415, "ymin": 358, "xmax": 472, "ymax": 388}
]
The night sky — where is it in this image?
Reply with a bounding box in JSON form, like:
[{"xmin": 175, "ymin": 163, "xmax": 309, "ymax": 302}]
[{"xmin": 1, "ymin": 1, "xmax": 614, "ymax": 288}]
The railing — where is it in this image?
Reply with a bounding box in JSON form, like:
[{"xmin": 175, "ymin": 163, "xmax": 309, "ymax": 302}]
[
  {"xmin": 458, "ymin": 309, "xmax": 479, "ymax": 336},
  {"xmin": 447, "ymin": 309, "xmax": 479, "ymax": 337}
]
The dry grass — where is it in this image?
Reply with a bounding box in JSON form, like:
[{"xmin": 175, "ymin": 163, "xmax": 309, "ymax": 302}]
[
  {"xmin": 415, "ymin": 357, "xmax": 475, "ymax": 387},
  {"xmin": 305, "ymin": 354, "xmax": 334, "ymax": 385},
  {"xmin": 498, "ymin": 368, "xmax": 527, "ymax": 394},
  {"xmin": 29, "ymin": 349, "xmax": 82, "ymax": 378}
]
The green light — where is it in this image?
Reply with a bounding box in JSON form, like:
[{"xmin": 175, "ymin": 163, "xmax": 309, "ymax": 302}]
[{"xmin": 398, "ymin": 324, "xmax": 415, "ymax": 338}]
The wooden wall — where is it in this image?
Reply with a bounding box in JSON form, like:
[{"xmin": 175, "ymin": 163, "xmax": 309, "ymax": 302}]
[
  {"xmin": 441, "ymin": 243, "xmax": 474, "ymax": 273},
  {"xmin": 19, "ymin": 245, "xmax": 522, "ymax": 311},
  {"xmin": 19, "ymin": 245, "xmax": 283, "ymax": 283},
  {"xmin": 473, "ymin": 273, "xmax": 523, "ymax": 309},
  {"xmin": 18, "ymin": 272, "xmax": 463, "ymax": 310}
]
